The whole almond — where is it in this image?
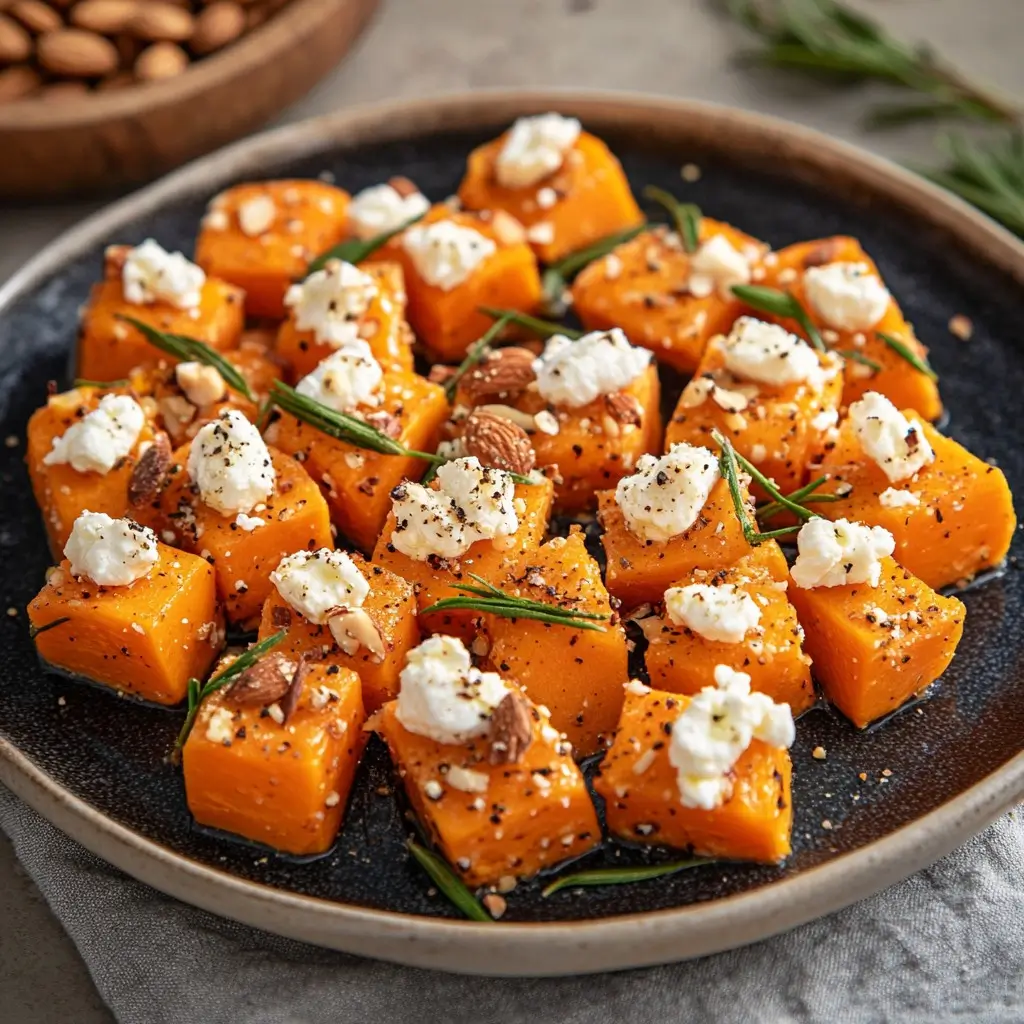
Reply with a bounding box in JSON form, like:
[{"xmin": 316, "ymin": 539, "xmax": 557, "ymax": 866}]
[
  {"xmin": 71, "ymin": 0, "xmax": 138, "ymax": 35},
  {"xmin": 463, "ymin": 409, "xmax": 536, "ymax": 476},
  {"xmin": 38, "ymin": 29, "xmax": 119, "ymax": 76},
  {"xmin": 487, "ymin": 691, "xmax": 533, "ymax": 766},
  {"xmin": 190, "ymin": 1, "xmax": 243, "ymax": 55},
  {"xmin": 135, "ymin": 40, "xmax": 188, "ymax": 80},
  {"xmin": 0, "ymin": 13, "xmax": 32, "ymax": 61},
  {"xmin": 226, "ymin": 652, "xmax": 293, "ymax": 707},
  {"xmin": 130, "ymin": 1, "xmax": 194, "ymax": 41},
  {"xmin": 462, "ymin": 346, "xmax": 537, "ymax": 401},
  {"xmin": 0, "ymin": 63, "xmax": 40, "ymax": 101},
  {"xmin": 11, "ymin": 0, "xmax": 62, "ymax": 33}
]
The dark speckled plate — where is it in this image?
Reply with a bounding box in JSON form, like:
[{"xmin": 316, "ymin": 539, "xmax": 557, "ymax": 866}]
[{"xmin": 1, "ymin": 92, "xmax": 1023, "ymax": 976}]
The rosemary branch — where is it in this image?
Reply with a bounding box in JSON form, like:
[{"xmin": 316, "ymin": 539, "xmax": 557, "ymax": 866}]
[
  {"xmin": 643, "ymin": 186, "xmax": 702, "ymax": 253},
  {"xmin": 306, "ymin": 212, "xmax": 426, "ymax": 276},
  {"xmin": 478, "ymin": 306, "xmax": 583, "ymax": 340},
  {"xmin": 406, "ymin": 840, "xmax": 492, "ymax": 922},
  {"xmin": 541, "ymin": 857, "xmax": 714, "ymax": 897},
  {"xmin": 877, "ymin": 331, "xmax": 938, "ymax": 380},
  {"xmin": 443, "ymin": 314, "xmax": 513, "ymax": 402},
  {"xmin": 730, "ymin": 284, "xmax": 825, "ymax": 352},
  {"xmin": 755, "ymin": 474, "xmax": 839, "ymax": 522}
]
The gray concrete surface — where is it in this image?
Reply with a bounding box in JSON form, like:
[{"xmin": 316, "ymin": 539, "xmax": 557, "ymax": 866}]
[{"xmin": 2, "ymin": 0, "xmax": 1022, "ymax": 1020}]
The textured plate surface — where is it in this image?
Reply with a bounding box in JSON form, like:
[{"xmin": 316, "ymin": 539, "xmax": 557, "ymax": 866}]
[{"xmin": 0, "ymin": 92, "xmax": 1023, "ymax": 975}]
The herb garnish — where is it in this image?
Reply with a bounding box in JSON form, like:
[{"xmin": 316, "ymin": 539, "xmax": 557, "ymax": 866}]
[
  {"xmin": 835, "ymin": 350, "xmax": 882, "ymax": 372},
  {"xmin": 756, "ymin": 475, "xmax": 840, "ymax": 524},
  {"xmin": 541, "ymin": 857, "xmax": 714, "ymax": 897},
  {"xmin": 406, "ymin": 840, "xmax": 493, "ymax": 923},
  {"xmin": 478, "ymin": 306, "xmax": 583, "ymax": 340},
  {"xmin": 28, "ymin": 616, "xmax": 71, "ymax": 640},
  {"xmin": 305, "ymin": 212, "xmax": 426, "ymax": 276},
  {"xmin": 73, "ymin": 378, "xmax": 129, "ymax": 389},
  {"xmin": 443, "ymin": 314, "xmax": 514, "ymax": 403},
  {"xmin": 730, "ymin": 284, "xmax": 826, "ymax": 352},
  {"xmin": 876, "ymin": 331, "xmax": 939, "ymax": 380},
  {"xmin": 643, "ymin": 185, "xmax": 702, "ymax": 253},
  {"xmin": 115, "ymin": 316, "xmax": 254, "ymax": 401}
]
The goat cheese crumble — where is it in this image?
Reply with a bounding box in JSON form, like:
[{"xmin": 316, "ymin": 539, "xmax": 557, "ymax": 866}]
[
  {"xmin": 347, "ymin": 182, "xmax": 430, "ymax": 240},
  {"xmin": 669, "ymin": 664, "xmax": 795, "ymax": 810},
  {"xmin": 43, "ymin": 394, "xmax": 145, "ymax": 475},
  {"xmin": 688, "ymin": 234, "xmax": 753, "ymax": 299},
  {"xmin": 390, "ymin": 457, "xmax": 518, "ymax": 561},
  {"xmin": 270, "ymin": 548, "xmax": 368, "ymax": 623},
  {"xmin": 848, "ymin": 391, "xmax": 934, "ymax": 483},
  {"xmin": 187, "ymin": 410, "xmax": 275, "ymax": 516},
  {"xmin": 283, "ymin": 259, "xmax": 379, "ymax": 349},
  {"xmin": 402, "ymin": 221, "xmax": 496, "ymax": 291},
  {"xmin": 533, "ymin": 328, "xmax": 651, "ymax": 408},
  {"xmin": 295, "ymin": 341, "xmax": 382, "ymax": 413},
  {"xmin": 790, "ymin": 517, "xmax": 895, "ymax": 589},
  {"xmin": 615, "ymin": 443, "xmax": 720, "ymax": 543},
  {"xmin": 121, "ymin": 239, "xmax": 205, "ymax": 310},
  {"xmin": 720, "ymin": 316, "xmax": 822, "ymax": 387},
  {"xmin": 64, "ymin": 511, "xmax": 159, "ymax": 587},
  {"xmin": 495, "ymin": 113, "xmax": 581, "ymax": 190},
  {"xmin": 664, "ymin": 583, "xmax": 761, "ymax": 644},
  {"xmin": 803, "ymin": 261, "xmax": 890, "ymax": 332},
  {"xmin": 879, "ymin": 487, "xmax": 920, "ymax": 509},
  {"xmin": 395, "ymin": 635, "xmax": 510, "ymax": 745}
]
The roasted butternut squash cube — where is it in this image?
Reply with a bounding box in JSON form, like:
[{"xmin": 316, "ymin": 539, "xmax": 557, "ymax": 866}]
[
  {"xmin": 195, "ymin": 180, "xmax": 351, "ymax": 319},
  {"xmin": 483, "ymin": 531, "xmax": 627, "ymax": 756},
  {"xmin": 458, "ymin": 127, "xmax": 643, "ymax": 264},
  {"xmin": 594, "ymin": 685, "xmax": 793, "ymax": 863},
  {"xmin": 77, "ymin": 245, "xmax": 244, "ymax": 383},
  {"xmin": 373, "ymin": 476, "xmax": 554, "ymax": 640},
  {"xmin": 387, "ymin": 205, "xmax": 542, "ymax": 362},
  {"xmin": 28, "ymin": 546, "xmax": 222, "ymax": 705},
  {"xmin": 152, "ymin": 445, "xmax": 333, "ymax": 627},
  {"xmin": 27, "ymin": 387, "xmax": 156, "ymax": 556},
  {"xmin": 643, "ymin": 562, "xmax": 814, "ymax": 715},
  {"xmin": 811, "ymin": 409, "xmax": 1015, "ymax": 590},
  {"xmin": 257, "ymin": 555, "xmax": 420, "ymax": 713},
  {"xmin": 759, "ymin": 237, "xmax": 942, "ymax": 419},
  {"xmin": 665, "ymin": 320, "xmax": 844, "ymax": 497},
  {"xmin": 378, "ymin": 697, "xmax": 599, "ymax": 886},
  {"xmin": 184, "ymin": 662, "xmax": 366, "ymax": 855},
  {"xmin": 788, "ymin": 556, "xmax": 964, "ymax": 728},
  {"xmin": 266, "ymin": 372, "xmax": 450, "ymax": 553},
  {"xmin": 275, "ymin": 260, "xmax": 413, "ymax": 380},
  {"xmin": 572, "ymin": 220, "xmax": 769, "ymax": 373}
]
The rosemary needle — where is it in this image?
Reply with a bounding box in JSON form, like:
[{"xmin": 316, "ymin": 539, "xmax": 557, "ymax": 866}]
[
  {"xmin": 478, "ymin": 307, "xmax": 582, "ymax": 340},
  {"xmin": 542, "ymin": 858, "xmax": 714, "ymax": 897},
  {"xmin": 406, "ymin": 840, "xmax": 493, "ymax": 922}
]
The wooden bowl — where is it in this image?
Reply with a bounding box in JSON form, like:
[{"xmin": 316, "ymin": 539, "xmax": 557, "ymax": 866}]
[{"xmin": 0, "ymin": 0, "xmax": 379, "ymax": 200}]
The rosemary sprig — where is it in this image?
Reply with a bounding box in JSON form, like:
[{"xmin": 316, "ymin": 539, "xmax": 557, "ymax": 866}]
[
  {"xmin": 643, "ymin": 185, "xmax": 702, "ymax": 253},
  {"xmin": 173, "ymin": 630, "xmax": 286, "ymax": 753},
  {"xmin": 115, "ymin": 316, "xmax": 253, "ymax": 401},
  {"xmin": 306, "ymin": 212, "xmax": 426, "ymax": 276},
  {"xmin": 835, "ymin": 350, "xmax": 881, "ymax": 372},
  {"xmin": 73, "ymin": 378, "xmax": 128, "ymax": 389},
  {"xmin": 876, "ymin": 331, "xmax": 938, "ymax": 381},
  {"xmin": 443, "ymin": 314, "xmax": 513, "ymax": 402},
  {"xmin": 422, "ymin": 573, "xmax": 608, "ymax": 632},
  {"xmin": 756, "ymin": 475, "xmax": 839, "ymax": 522},
  {"xmin": 478, "ymin": 306, "xmax": 583, "ymax": 340},
  {"xmin": 731, "ymin": 284, "xmax": 826, "ymax": 352},
  {"xmin": 541, "ymin": 857, "xmax": 713, "ymax": 897},
  {"xmin": 28, "ymin": 616, "xmax": 70, "ymax": 640},
  {"xmin": 406, "ymin": 840, "xmax": 492, "ymax": 922}
]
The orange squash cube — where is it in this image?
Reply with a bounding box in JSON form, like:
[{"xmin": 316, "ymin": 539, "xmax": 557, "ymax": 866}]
[
  {"xmin": 28, "ymin": 544, "xmax": 222, "ymax": 706},
  {"xmin": 373, "ymin": 475, "xmax": 554, "ymax": 640},
  {"xmin": 274, "ymin": 260, "xmax": 414, "ymax": 380},
  {"xmin": 594, "ymin": 684, "xmax": 793, "ymax": 862},
  {"xmin": 266, "ymin": 371, "xmax": 450, "ymax": 553},
  {"xmin": 643, "ymin": 562, "xmax": 814, "ymax": 715},
  {"xmin": 572, "ymin": 220, "xmax": 769, "ymax": 373},
  {"xmin": 194, "ymin": 180, "xmax": 351, "ymax": 319},
  {"xmin": 788, "ymin": 556, "xmax": 964, "ymax": 728},
  {"xmin": 759, "ymin": 237, "xmax": 942, "ymax": 419},
  {"xmin": 377, "ymin": 695, "xmax": 599, "ymax": 887},
  {"xmin": 458, "ymin": 126, "xmax": 643, "ymax": 264},
  {"xmin": 77, "ymin": 245, "xmax": 245, "ymax": 383},
  {"xmin": 386, "ymin": 205, "xmax": 542, "ymax": 362},
  {"xmin": 665, "ymin": 319, "xmax": 844, "ymax": 497},
  {"xmin": 257, "ymin": 553, "xmax": 420, "ymax": 713},
  {"xmin": 483, "ymin": 530, "xmax": 628, "ymax": 756},
  {"xmin": 184, "ymin": 661, "xmax": 366, "ymax": 855}
]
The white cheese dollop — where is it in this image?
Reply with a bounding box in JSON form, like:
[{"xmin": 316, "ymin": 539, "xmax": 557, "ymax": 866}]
[
  {"xmin": 347, "ymin": 182, "xmax": 430, "ymax": 240},
  {"xmin": 402, "ymin": 221, "xmax": 496, "ymax": 291},
  {"xmin": 669, "ymin": 664, "xmax": 795, "ymax": 810},
  {"xmin": 395, "ymin": 635, "xmax": 510, "ymax": 745},
  {"xmin": 664, "ymin": 583, "xmax": 761, "ymax": 644},
  {"xmin": 720, "ymin": 316, "xmax": 822, "ymax": 387},
  {"xmin": 283, "ymin": 260, "xmax": 379, "ymax": 349},
  {"xmin": 295, "ymin": 341, "xmax": 382, "ymax": 413},
  {"xmin": 790, "ymin": 517, "xmax": 895, "ymax": 589},
  {"xmin": 390, "ymin": 457, "xmax": 518, "ymax": 561},
  {"xmin": 804, "ymin": 261, "xmax": 890, "ymax": 332},
  {"xmin": 848, "ymin": 391, "xmax": 935, "ymax": 484},
  {"xmin": 121, "ymin": 238, "xmax": 205, "ymax": 310},
  {"xmin": 495, "ymin": 113, "xmax": 581, "ymax": 190},
  {"xmin": 879, "ymin": 487, "xmax": 920, "ymax": 509},
  {"xmin": 615, "ymin": 443, "xmax": 720, "ymax": 543},
  {"xmin": 688, "ymin": 234, "xmax": 752, "ymax": 299},
  {"xmin": 270, "ymin": 547, "xmax": 368, "ymax": 624},
  {"xmin": 533, "ymin": 328, "xmax": 651, "ymax": 408},
  {"xmin": 187, "ymin": 409, "xmax": 275, "ymax": 516},
  {"xmin": 64, "ymin": 511, "xmax": 159, "ymax": 587},
  {"xmin": 43, "ymin": 394, "xmax": 145, "ymax": 475}
]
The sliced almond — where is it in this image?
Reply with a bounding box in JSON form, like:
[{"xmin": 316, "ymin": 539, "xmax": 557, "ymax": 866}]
[
  {"xmin": 157, "ymin": 394, "xmax": 197, "ymax": 444},
  {"xmin": 461, "ymin": 347, "xmax": 536, "ymax": 401},
  {"xmin": 328, "ymin": 607, "xmax": 386, "ymax": 662},
  {"xmin": 226, "ymin": 652, "xmax": 292, "ymax": 707},
  {"xmin": 463, "ymin": 409, "xmax": 535, "ymax": 476},
  {"xmin": 280, "ymin": 648, "xmax": 322, "ymax": 724},
  {"xmin": 387, "ymin": 175, "xmax": 419, "ymax": 198},
  {"xmin": 128, "ymin": 432, "xmax": 171, "ymax": 508},
  {"xmin": 175, "ymin": 361, "xmax": 226, "ymax": 407},
  {"xmin": 604, "ymin": 391, "xmax": 642, "ymax": 425},
  {"xmin": 488, "ymin": 691, "xmax": 533, "ymax": 765}
]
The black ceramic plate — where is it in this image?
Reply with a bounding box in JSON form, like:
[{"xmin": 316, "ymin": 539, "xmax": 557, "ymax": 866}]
[{"xmin": 1, "ymin": 93, "xmax": 1023, "ymax": 976}]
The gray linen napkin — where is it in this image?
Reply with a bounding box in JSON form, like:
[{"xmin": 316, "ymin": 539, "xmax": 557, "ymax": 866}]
[{"xmin": 2, "ymin": 786, "xmax": 1023, "ymax": 1024}]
